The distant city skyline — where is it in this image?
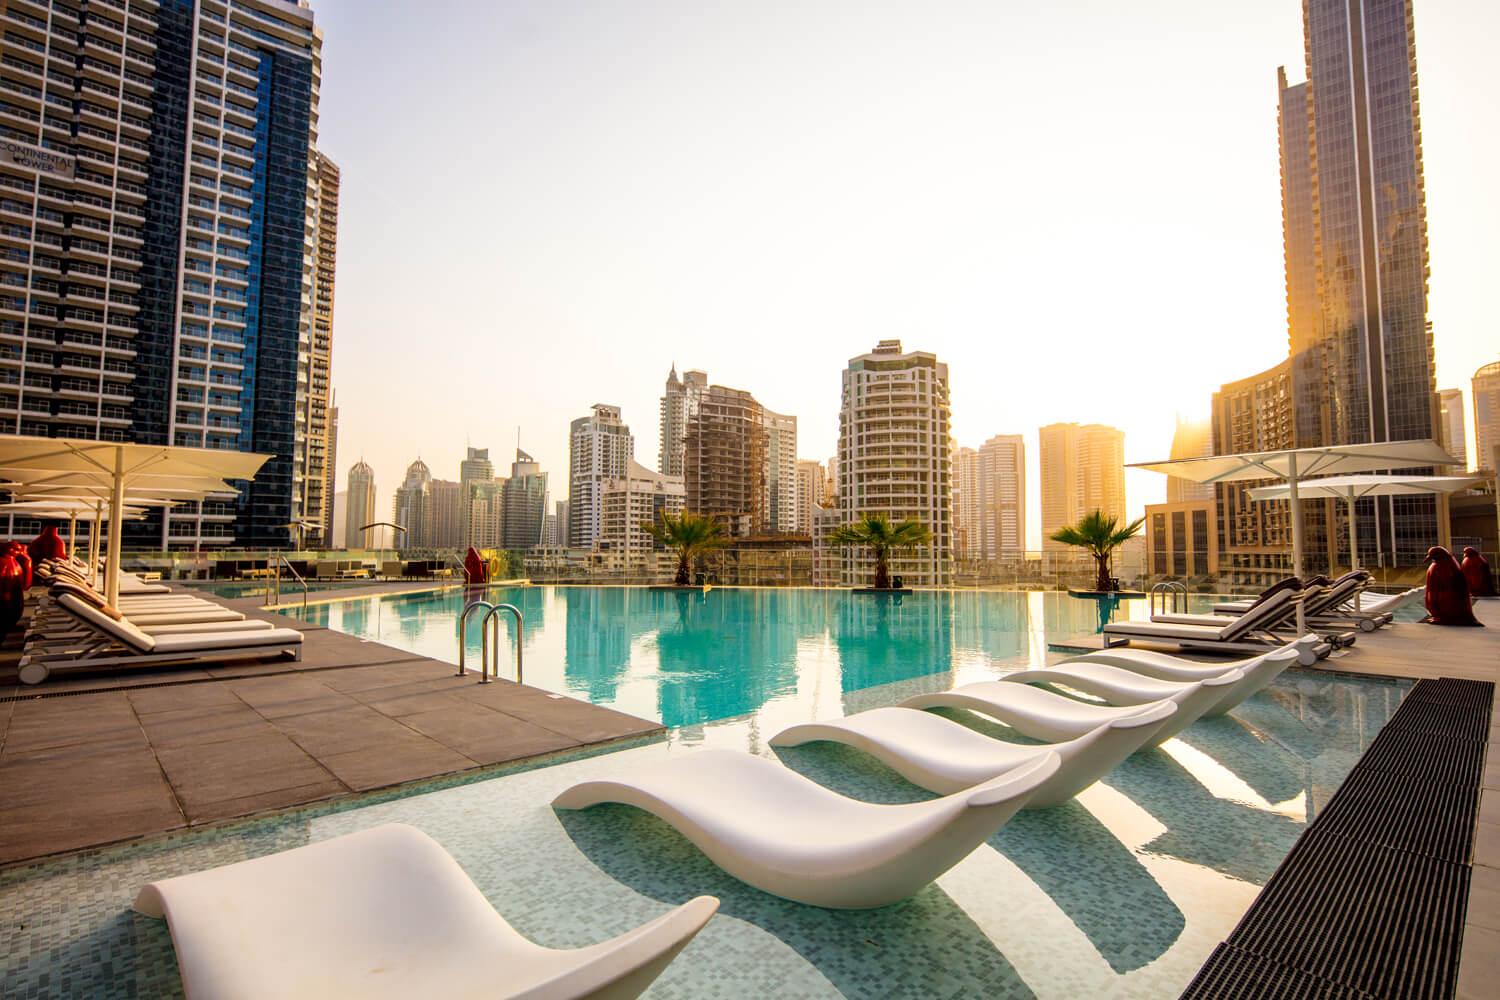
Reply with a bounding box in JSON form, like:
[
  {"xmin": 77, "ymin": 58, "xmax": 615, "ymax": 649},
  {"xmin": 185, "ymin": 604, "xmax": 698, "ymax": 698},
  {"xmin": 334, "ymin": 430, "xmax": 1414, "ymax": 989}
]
[{"xmin": 317, "ymin": 0, "xmax": 1498, "ymax": 551}]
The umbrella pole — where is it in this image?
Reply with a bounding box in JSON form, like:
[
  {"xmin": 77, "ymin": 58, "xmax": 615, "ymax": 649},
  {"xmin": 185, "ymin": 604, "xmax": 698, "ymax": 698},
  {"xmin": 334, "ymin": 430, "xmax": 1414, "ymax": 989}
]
[
  {"xmin": 1288, "ymin": 452, "xmax": 1307, "ymax": 636},
  {"xmin": 1347, "ymin": 493, "xmax": 1361, "ymax": 611},
  {"xmin": 105, "ymin": 449, "xmax": 125, "ymax": 607},
  {"xmin": 90, "ymin": 499, "xmax": 102, "ymax": 584},
  {"xmin": 67, "ymin": 511, "xmax": 76, "ymax": 560}
]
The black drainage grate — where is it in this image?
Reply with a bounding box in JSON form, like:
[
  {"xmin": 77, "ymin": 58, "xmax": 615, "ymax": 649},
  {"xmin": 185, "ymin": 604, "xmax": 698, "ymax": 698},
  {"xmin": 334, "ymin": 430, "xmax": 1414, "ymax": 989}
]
[
  {"xmin": 1181, "ymin": 676, "xmax": 1493, "ymax": 1000},
  {"xmin": 1181, "ymin": 944, "xmax": 1378, "ymax": 999}
]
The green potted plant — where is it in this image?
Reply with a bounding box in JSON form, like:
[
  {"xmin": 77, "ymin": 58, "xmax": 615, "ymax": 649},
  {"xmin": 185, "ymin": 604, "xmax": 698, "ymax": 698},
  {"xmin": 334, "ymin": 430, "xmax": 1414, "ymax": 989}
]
[
  {"xmin": 830, "ymin": 513, "xmax": 931, "ymax": 590},
  {"xmin": 642, "ymin": 511, "xmax": 727, "ymax": 586},
  {"xmin": 1049, "ymin": 509, "xmax": 1144, "ymax": 593}
]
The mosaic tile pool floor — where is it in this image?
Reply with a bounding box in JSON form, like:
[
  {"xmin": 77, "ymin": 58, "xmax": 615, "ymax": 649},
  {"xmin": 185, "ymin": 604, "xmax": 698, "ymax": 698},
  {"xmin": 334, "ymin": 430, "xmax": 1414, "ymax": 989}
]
[{"xmin": 1, "ymin": 666, "xmax": 1407, "ymax": 999}]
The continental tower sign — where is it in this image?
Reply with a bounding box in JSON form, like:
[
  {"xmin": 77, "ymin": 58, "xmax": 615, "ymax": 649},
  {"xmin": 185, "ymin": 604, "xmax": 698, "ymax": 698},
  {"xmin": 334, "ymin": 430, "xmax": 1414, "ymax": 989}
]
[{"xmin": 0, "ymin": 139, "xmax": 76, "ymax": 179}]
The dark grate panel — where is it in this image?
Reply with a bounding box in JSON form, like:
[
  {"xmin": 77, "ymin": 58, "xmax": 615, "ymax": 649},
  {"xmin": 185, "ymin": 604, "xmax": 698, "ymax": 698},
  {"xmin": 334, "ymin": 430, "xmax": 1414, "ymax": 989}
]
[
  {"xmin": 1227, "ymin": 831, "xmax": 1468, "ymax": 1000},
  {"xmin": 1181, "ymin": 944, "xmax": 1377, "ymax": 999},
  {"xmin": 1379, "ymin": 698, "xmax": 1490, "ymax": 742},
  {"xmin": 1357, "ymin": 727, "xmax": 1485, "ymax": 785},
  {"xmin": 1313, "ymin": 768, "xmax": 1477, "ymax": 862},
  {"xmin": 1181, "ymin": 677, "xmax": 1493, "ymax": 1000},
  {"xmin": 1399, "ymin": 677, "xmax": 1495, "ymax": 710}
]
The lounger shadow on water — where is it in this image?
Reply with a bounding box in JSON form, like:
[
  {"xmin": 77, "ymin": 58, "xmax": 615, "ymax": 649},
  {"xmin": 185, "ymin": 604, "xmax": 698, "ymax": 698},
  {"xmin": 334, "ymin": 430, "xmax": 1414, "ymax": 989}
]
[
  {"xmin": 554, "ymin": 800, "xmax": 1038, "ymax": 1000},
  {"xmin": 774, "ymin": 742, "xmax": 1185, "ymax": 975}
]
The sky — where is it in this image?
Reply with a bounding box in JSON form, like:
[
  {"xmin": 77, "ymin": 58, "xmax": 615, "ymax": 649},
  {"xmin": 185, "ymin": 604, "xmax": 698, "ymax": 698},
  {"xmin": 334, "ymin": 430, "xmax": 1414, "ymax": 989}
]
[{"xmin": 313, "ymin": 0, "xmax": 1499, "ymax": 549}]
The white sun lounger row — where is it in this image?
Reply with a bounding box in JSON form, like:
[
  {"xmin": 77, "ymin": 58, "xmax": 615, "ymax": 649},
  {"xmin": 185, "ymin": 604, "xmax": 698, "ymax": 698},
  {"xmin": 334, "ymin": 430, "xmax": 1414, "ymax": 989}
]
[
  {"xmin": 19, "ymin": 583, "xmax": 302, "ymax": 685},
  {"xmin": 552, "ymin": 638, "xmax": 1308, "ymax": 909}
]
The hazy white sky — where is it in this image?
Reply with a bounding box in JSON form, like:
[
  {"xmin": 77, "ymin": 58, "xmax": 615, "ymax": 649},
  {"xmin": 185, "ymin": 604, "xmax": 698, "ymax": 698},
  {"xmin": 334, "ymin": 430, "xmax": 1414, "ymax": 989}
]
[{"xmin": 315, "ymin": 0, "xmax": 1498, "ymax": 548}]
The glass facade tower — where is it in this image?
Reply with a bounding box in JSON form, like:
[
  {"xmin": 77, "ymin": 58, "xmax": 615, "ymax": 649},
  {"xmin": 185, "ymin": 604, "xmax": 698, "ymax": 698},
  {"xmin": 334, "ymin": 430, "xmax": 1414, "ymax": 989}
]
[
  {"xmin": 0, "ymin": 0, "xmax": 331, "ymax": 549},
  {"xmin": 1281, "ymin": 0, "xmax": 1437, "ymax": 566}
]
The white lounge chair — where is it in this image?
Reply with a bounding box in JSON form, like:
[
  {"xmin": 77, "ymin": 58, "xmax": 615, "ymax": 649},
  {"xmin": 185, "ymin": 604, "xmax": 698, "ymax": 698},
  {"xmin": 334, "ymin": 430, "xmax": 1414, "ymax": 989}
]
[
  {"xmin": 135, "ymin": 823, "xmax": 716, "ymax": 1000},
  {"xmin": 553, "ymin": 749, "xmax": 1060, "ymax": 909},
  {"xmin": 770, "ymin": 702, "xmax": 1173, "ymax": 805},
  {"xmin": 1058, "ymin": 635, "xmax": 1317, "ymax": 687},
  {"xmin": 1001, "ymin": 654, "xmax": 1283, "ymax": 718},
  {"xmin": 18, "ymin": 593, "xmax": 302, "ymax": 685},
  {"xmin": 1214, "ymin": 585, "xmax": 1420, "ymax": 629},
  {"xmin": 904, "ymin": 677, "xmax": 1212, "ymax": 745}
]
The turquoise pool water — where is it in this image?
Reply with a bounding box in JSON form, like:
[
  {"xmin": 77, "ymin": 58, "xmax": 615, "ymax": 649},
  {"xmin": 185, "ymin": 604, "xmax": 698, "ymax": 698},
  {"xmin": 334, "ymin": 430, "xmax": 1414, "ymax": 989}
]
[
  {"xmin": 181, "ymin": 579, "xmax": 373, "ymax": 598},
  {"xmin": 0, "ymin": 586, "xmax": 1414, "ymax": 998},
  {"xmin": 287, "ymin": 586, "xmax": 1236, "ymax": 729}
]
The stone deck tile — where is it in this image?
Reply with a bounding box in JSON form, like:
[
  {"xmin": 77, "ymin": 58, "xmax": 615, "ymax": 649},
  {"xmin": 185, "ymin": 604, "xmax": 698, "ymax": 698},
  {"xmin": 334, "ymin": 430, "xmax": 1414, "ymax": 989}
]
[
  {"xmin": 223, "ymin": 673, "xmax": 361, "ymax": 720},
  {"xmin": 396, "ymin": 701, "xmax": 577, "ymax": 766},
  {"xmin": 315, "ymin": 737, "xmax": 478, "ymax": 793},
  {"xmin": 0, "ymin": 741, "xmax": 182, "ymax": 864},
  {"xmin": 137, "ymin": 703, "xmax": 277, "ymax": 751},
  {"xmin": 2, "ymin": 692, "xmax": 144, "ymax": 757},
  {"xmin": 272, "ymin": 703, "xmax": 430, "ymax": 758},
  {"xmin": 1468, "ymin": 863, "xmax": 1500, "ymax": 934},
  {"xmin": 1457, "ymin": 923, "xmax": 1500, "ymax": 1000},
  {"xmin": 463, "ymin": 680, "xmax": 662, "ymax": 743},
  {"xmin": 125, "ymin": 680, "xmax": 246, "ymax": 716},
  {"xmin": 153, "ymin": 731, "xmax": 344, "ymax": 823}
]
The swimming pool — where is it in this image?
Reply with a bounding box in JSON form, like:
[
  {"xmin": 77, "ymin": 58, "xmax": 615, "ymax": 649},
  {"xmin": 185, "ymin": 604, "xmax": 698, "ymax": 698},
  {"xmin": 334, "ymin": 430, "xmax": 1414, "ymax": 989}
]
[
  {"xmin": 0, "ymin": 586, "xmax": 1414, "ymax": 998},
  {"xmin": 286, "ymin": 586, "xmax": 1239, "ymax": 730}
]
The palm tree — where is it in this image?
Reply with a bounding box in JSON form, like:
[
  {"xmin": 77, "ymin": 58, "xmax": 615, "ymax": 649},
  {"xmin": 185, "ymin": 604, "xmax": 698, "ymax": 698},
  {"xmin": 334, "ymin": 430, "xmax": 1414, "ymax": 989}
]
[
  {"xmin": 642, "ymin": 511, "xmax": 727, "ymax": 586},
  {"xmin": 1049, "ymin": 509, "xmax": 1145, "ymax": 592},
  {"xmin": 830, "ymin": 513, "xmax": 932, "ymax": 589}
]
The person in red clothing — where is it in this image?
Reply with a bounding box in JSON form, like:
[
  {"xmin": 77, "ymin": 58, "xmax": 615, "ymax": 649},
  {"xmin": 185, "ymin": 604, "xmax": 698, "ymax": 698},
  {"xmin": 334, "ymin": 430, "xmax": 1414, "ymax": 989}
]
[
  {"xmin": 1423, "ymin": 546, "xmax": 1482, "ymax": 626},
  {"xmin": 1460, "ymin": 546, "xmax": 1494, "ymax": 598}
]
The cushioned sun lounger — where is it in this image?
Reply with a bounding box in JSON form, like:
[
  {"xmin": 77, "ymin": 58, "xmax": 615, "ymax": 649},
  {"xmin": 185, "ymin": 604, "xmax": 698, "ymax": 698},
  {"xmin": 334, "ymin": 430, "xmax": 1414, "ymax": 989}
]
[
  {"xmin": 1004, "ymin": 649, "xmax": 1296, "ymax": 718},
  {"xmin": 18, "ymin": 593, "xmax": 301, "ymax": 685},
  {"xmin": 770, "ymin": 702, "xmax": 1173, "ymax": 804},
  {"xmin": 1102, "ymin": 587, "xmax": 1340, "ymax": 661},
  {"xmin": 553, "ymin": 749, "xmax": 1059, "ymax": 908},
  {"xmin": 1213, "ymin": 585, "xmax": 1418, "ymax": 629},
  {"xmin": 902, "ymin": 682, "xmax": 1191, "ymax": 743},
  {"xmin": 135, "ymin": 823, "xmax": 716, "ymax": 1000}
]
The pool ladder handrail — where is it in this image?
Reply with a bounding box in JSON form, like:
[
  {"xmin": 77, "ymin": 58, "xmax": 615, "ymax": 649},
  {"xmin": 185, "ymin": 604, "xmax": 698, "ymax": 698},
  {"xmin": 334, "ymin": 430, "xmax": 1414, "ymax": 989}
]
[
  {"xmin": 1148, "ymin": 581, "xmax": 1187, "ymax": 617},
  {"xmin": 268, "ymin": 555, "xmax": 308, "ymax": 612},
  {"xmin": 456, "ymin": 600, "xmax": 523, "ymax": 684}
]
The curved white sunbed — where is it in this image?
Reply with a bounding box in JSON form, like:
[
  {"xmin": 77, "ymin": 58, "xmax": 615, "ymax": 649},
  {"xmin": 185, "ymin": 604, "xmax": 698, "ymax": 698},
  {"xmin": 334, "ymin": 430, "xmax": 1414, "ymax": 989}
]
[
  {"xmin": 135, "ymin": 823, "xmax": 717, "ymax": 1000},
  {"xmin": 553, "ymin": 749, "xmax": 1060, "ymax": 909},
  {"xmin": 770, "ymin": 702, "xmax": 1174, "ymax": 805},
  {"xmin": 1059, "ymin": 635, "xmax": 1316, "ymax": 680},
  {"xmin": 903, "ymin": 678, "xmax": 1209, "ymax": 745},
  {"xmin": 1001, "ymin": 658, "xmax": 1264, "ymax": 719}
]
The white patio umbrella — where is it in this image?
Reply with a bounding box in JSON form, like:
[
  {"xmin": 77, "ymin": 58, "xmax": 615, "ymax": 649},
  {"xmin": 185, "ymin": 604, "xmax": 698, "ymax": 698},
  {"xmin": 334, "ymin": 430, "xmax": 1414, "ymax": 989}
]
[
  {"xmin": 1, "ymin": 498, "xmax": 147, "ymax": 560},
  {"xmin": 0, "ymin": 436, "xmax": 270, "ymax": 605},
  {"xmin": 1130, "ymin": 439, "xmax": 1459, "ymax": 633},
  {"xmin": 1246, "ymin": 474, "xmax": 1480, "ymax": 608}
]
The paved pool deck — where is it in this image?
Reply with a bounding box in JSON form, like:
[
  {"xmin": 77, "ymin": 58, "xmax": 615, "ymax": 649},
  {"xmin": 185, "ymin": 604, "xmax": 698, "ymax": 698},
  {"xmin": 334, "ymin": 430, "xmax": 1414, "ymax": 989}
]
[{"xmin": 0, "ymin": 585, "xmax": 662, "ymax": 867}]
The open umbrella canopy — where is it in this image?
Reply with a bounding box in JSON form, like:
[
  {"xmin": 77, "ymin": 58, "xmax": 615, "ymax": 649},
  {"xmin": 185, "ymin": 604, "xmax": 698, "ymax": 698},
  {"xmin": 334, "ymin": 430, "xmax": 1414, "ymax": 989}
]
[
  {"xmin": 1129, "ymin": 439, "xmax": 1459, "ymax": 484},
  {"xmin": 1129, "ymin": 439, "xmax": 1460, "ymax": 634},
  {"xmin": 1245, "ymin": 474, "xmax": 1481, "ymax": 502},
  {"xmin": 0, "ymin": 435, "xmax": 271, "ymax": 604},
  {"xmin": 1, "ymin": 499, "xmax": 148, "ymax": 520}
]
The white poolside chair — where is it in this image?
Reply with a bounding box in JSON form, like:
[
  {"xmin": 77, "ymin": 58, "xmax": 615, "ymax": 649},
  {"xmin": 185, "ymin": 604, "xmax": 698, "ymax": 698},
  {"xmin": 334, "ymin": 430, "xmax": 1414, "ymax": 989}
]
[
  {"xmin": 135, "ymin": 823, "xmax": 716, "ymax": 1000},
  {"xmin": 18, "ymin": 593, "xmax": 302, "ymax": 685},
  {"xmin": 1058, "ymin": 635, "xmax": 1318, "ymax": 686},
  {"xmin": 903, "ymin": 675, "xmax": 1220, "ymax": 745},
  {"xmin": 1213, "ymin": 584, "xmax": 1420, "ymax": 630},
  {"xmin": 770, "ymin": 702, "xmax": 1173, "ymax": 805},
  {"xmin": 1001, "ymin": 648, "xmax": 1297, "ymax": 718},
  {"xmin": 553, "ymin": 749, "xmax": 1060, "ymax": 909}
]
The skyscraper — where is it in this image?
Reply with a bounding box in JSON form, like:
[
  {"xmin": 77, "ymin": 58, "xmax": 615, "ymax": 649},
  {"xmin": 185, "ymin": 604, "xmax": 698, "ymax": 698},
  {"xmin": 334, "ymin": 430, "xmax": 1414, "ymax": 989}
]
[
  {"xmin": 1212, "ymin": 361, "xmax": 1300, "ymax": 586},
  {"xmin": 1438, "ymin": 389, "xmax": 1466, "ymax": 472},
  {"xmin": 459, "ymin": 447, "xmax": 494, "ymax": 547},
  {"xmin": 599, "ymin": 459, "xmax": 685, "ymax": 558},
  {"xmin": 428, "ymin": 479, "xmax": 463, "ymax": 548},
  {"xmin": 1475, "ymin": 361, "xmax": 1500, "ymax": 474},
  {"xmin": 392, "ymin": 458, "xmax": 432, "ymax": 549},
  {"xmin": 792, "ymin": 459, "xmax": 825, "ymax": 536},
  {"xmin": 761, "ymin": 407, "xmax": 797, "ymax": 534},
  {"xmin": 343, "ymin": 459, "xmax": 375, "ymax": 550},
  {"xmin": 569, "ymin": 404, "xmax": 632, "ymax": 549},
  {"xmin": 322, "ymin": 395, "xmax": 339, "ymax": 542},
  {"xmin": 501, "ymin": 448, "xmax": 547, "ymax": 549},
  {"xmin": 837, "ymin": 340, "xmax": 952, "ymax": 586},
  {"xmin": 300, "ymin": 150, "xmax": 340, "ymax": 547},
  {"xmin": 1165, "ymin": 418, "xmax": 1215, "ymax": 504},
  {"xmin": 1280, "ymin": 0, "xmax": 1438, "ymax": 564},
  {"xmin": 684, "ymin": 385, "xmax": 767, "ymax": 537},
  {"xmin": 1039, "ymin": 423, "xmax": 1124, "ymax": 552},
  {"xmin": 657, "ymin": 365, "xmax": 707, "ymax": 478},
  {"xmin": 954, "ymin": 435, "xmax": 1026, "ymax": 561},
  {"xmin": 0, "ymin": 0, "xmax": 332, "ymax": 549}
]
